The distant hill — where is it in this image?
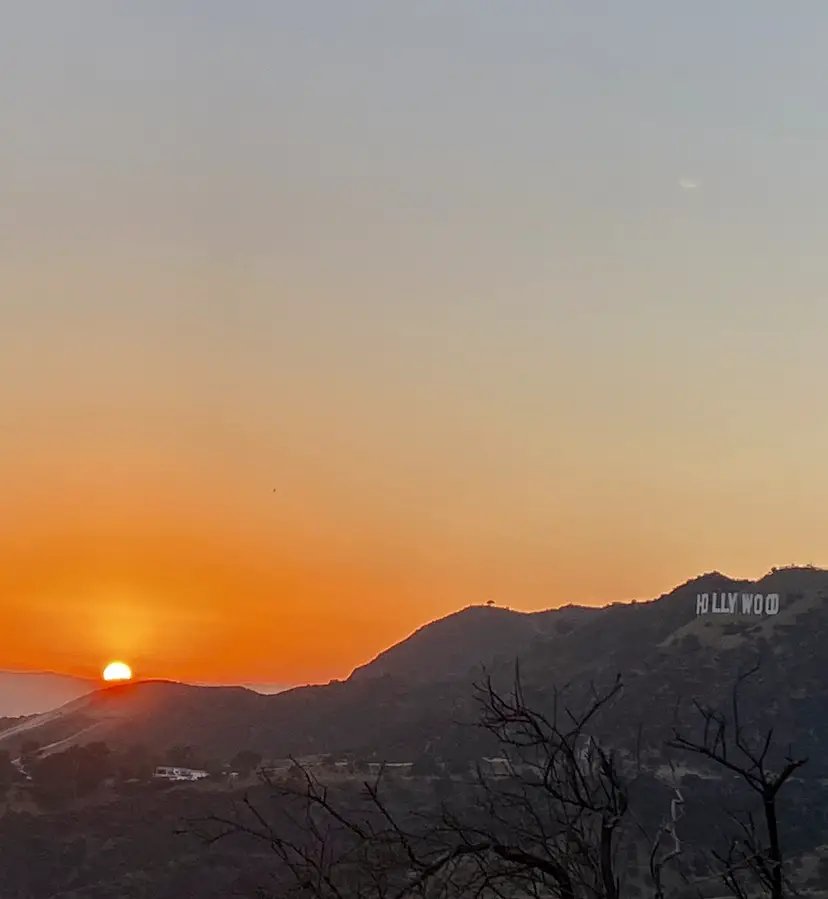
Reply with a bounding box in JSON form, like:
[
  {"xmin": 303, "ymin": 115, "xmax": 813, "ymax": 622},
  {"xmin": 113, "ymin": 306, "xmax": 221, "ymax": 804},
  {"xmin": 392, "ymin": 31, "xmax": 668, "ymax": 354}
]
[
  {"xmin": 0, "ymin": 603, "xmax": 599, "ymax": 759},
  {"xmin": 4, "ymin": 567, "xmax": 828, "ymax": 774},
  {"xmin": 349, "ymin": 603, "xmax": 598, "ymax": 683},
  {"xmin": 0, "ymin": 671, "xmax": 96, "ymax": 717},
  {"xmin": 238, "ymin": 682, "xmax": 291, "ymax": 695}
]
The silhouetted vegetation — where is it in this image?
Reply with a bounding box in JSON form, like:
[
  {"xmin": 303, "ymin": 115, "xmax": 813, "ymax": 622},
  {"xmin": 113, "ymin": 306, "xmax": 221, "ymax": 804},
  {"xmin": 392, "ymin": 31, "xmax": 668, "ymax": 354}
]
[
  {"xmin": 670, "ymin": 664, "xmax": 807, "ymax": 899},
  {"xmin": 190, "ymin": 668, "xmax": 806, "ymax": 899},
  {"xmin": 28, "ymin": 742, "xmax": 112, "ymax": 808},
  {"xmin": 0, "ymin": 750, "xmax": 14, "ymax": 799}
]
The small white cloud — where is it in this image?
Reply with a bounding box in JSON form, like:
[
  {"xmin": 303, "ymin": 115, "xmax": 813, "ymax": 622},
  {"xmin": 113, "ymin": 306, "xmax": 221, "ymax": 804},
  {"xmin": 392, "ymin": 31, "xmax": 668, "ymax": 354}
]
[{"xmin": 678, "ymin": 178, "xmax": 700, "ymax": 190}]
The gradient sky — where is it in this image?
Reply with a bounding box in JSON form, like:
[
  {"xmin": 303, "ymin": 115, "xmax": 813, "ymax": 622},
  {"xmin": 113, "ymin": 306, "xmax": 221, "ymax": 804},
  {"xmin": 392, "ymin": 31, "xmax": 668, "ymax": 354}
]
[{"xmin": 3, "ymin": 2, "xmax": 828, "ymax": 685}]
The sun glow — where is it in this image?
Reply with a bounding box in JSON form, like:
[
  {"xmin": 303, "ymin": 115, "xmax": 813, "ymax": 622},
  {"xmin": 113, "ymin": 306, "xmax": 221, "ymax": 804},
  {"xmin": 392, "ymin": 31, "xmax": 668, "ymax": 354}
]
[{"xmin": 102, "ymin": 661, "xmax": 132, "ymax": 682}]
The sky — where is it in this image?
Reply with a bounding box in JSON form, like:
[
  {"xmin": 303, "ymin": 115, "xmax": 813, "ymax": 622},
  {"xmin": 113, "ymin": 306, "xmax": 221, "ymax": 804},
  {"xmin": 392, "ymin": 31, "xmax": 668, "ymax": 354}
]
[{"xmin": 3, "ymin": 2, "xmax": 828, "ymax": 685}]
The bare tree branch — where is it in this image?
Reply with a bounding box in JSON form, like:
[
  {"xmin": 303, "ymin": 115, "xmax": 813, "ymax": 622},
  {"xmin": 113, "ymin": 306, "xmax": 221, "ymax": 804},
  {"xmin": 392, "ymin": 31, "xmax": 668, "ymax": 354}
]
[{"xmin": 669, "ymin": 664, "xmax": 807, "ymax": 899}]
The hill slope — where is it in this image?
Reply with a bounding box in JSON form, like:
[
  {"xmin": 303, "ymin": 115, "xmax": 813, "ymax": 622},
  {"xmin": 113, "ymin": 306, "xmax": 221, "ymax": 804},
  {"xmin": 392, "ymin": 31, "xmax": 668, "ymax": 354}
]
[{"xmin": 349, "ymin": 603, "xmax": 598, "ymax": 683}]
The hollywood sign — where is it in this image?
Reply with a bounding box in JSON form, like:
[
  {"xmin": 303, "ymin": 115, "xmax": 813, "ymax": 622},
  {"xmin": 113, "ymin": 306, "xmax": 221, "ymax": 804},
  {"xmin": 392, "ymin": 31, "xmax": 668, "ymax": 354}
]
[{"xmin": 696, "ymin": 592, "xmax": 780, "ymax": 616}]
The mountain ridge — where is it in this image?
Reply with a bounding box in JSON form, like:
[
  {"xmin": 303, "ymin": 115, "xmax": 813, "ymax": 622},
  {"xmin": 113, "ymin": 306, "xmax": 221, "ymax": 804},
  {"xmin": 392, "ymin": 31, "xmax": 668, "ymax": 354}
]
[
  {"xmin": 3, "ymin": 566, "xmax": 826, "ymax": 765},
  {"xmin": 348, "ymin": 602, "xmax": 599, "ymax": 684}
]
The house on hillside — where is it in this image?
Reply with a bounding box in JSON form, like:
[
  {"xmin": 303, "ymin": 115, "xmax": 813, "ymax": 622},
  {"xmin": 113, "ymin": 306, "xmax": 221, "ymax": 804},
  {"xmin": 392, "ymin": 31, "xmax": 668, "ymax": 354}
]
[{"xmin": 153, "ymin": 765, "xmax": 209, "ymax": 782}]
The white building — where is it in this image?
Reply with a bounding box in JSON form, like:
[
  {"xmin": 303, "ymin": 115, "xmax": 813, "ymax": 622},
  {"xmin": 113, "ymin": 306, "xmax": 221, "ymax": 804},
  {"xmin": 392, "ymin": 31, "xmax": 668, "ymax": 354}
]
[{"xmin": 153, "ymin": 765, "xmax": 209, "ymax": 782}]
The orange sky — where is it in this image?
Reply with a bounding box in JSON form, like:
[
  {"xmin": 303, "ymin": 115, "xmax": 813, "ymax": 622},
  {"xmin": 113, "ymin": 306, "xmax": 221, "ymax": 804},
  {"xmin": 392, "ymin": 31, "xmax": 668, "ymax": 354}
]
[
  {"xmin": 3, "ymin": 435, "xmax": 822, "ymax": 684},
  {"xmin": 4, "ymin": 6, "xmax": 828, "ymax": 684}
]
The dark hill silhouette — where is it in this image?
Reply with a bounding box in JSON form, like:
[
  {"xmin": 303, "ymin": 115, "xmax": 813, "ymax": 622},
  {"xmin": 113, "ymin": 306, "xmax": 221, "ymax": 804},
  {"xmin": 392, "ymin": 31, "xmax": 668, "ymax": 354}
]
[
  {"xmin": 3, "ymin": 567, "xmax": 827, "ymax": 769},
  {"xmin": 349, "ymin": 603, "xmax": 598, "ymax": 683}
]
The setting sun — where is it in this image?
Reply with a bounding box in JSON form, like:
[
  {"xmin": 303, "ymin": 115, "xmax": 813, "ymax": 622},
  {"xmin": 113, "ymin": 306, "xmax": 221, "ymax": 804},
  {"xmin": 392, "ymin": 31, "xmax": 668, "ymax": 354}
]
[{"xmin": 102, "ymin": 661, "xmax": 132, "ymax": 682}]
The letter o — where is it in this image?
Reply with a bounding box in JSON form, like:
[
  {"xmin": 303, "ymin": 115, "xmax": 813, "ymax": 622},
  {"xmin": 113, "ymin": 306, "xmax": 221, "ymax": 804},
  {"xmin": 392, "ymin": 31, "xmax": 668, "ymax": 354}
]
[{"xmin": 753, "ymin": 594, "xmax": 764, "ymax": 615}]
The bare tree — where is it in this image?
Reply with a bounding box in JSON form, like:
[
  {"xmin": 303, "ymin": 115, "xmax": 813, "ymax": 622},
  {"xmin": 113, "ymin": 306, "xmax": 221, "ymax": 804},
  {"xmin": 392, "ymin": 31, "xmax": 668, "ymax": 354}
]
[
  {"xmin": 188, "ymin": 672, "xmax": 664, "ymax": 899},
  {"xmin": 187, "ymin": 667, "xmax": 805, "ymax": 899},
  {"xmin": 646, "ymin": 770, "xmax": 684, "ymax": 899},
  {"xmin": 460, "ymin": 669, "xmax": 633, "ymax": 899},
  {"xmin": 669, "ymin": 663, "xmax": 807, "ymax": 899}
]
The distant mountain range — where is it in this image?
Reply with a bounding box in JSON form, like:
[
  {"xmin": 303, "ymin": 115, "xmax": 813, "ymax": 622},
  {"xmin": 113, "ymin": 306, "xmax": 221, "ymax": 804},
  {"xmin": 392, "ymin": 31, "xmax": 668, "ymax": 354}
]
[
  {"xmin": 0, "ymin": 674, "xmax": 290, "ymax": 721},
  {"xmin": 3, "ymin": 565, "xmax": 826, "ymax": 772},
  {"xmin": 0, "ymin": 671, "xmax": 97, "ymax": 718}
]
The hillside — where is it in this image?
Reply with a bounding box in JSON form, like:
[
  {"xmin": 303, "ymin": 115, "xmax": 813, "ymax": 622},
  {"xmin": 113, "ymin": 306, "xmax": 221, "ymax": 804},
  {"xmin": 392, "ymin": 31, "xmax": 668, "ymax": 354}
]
[
  {"xmin": 0, "ymin": 781, "xmax": 295, "ymax": 898},
  {"xmin": 349, "ymin": 603, "xmax": 598, "ymax": 683},
  {"xmin": 0, "ymin": 603, "xmax": 598, "ymax": 760},
  {"xmin": 4, "ymin": 567, "xmax": 828, "ymax": 770}
]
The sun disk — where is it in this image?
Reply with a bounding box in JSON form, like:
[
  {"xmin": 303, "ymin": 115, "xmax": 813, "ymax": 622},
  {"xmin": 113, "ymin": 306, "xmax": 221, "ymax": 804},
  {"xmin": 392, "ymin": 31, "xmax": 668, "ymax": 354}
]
[{"xmin": 102, "ymin": 661, "xmax": 132, "ymax": 682}]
